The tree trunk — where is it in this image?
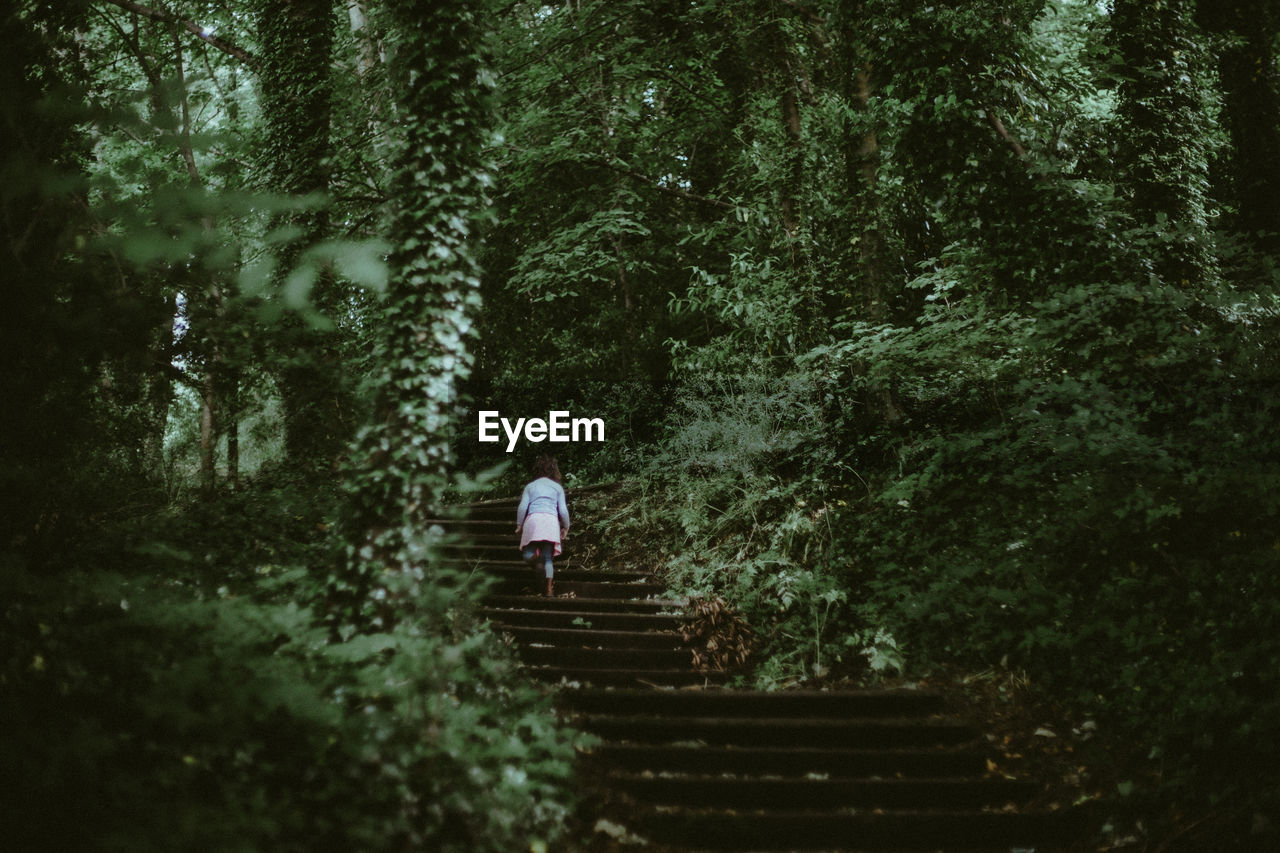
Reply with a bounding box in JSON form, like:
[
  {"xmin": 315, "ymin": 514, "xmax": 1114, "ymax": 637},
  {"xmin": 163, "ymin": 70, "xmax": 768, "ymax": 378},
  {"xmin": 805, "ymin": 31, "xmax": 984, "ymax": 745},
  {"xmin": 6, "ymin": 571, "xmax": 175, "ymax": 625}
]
[
  {"xmin": 140, "ymin": 293, "xmax": 176, "ymax": 477},
  {"xmin": 1111, "ymin": 0, "xmax": 1217, "ymax": 288},
  {"xmin": 226, "ymin": 412, "xmax": 239, "ymax": 490},
  {"xmin": 329, "ymin": 0, "xmax": 495, "ymax": 633},
  {"xmin": 200, "ymin": 370, "xmax": 217, "ymax": 496},
  {"xmin": 1196, "ymin": 1, "xmax": 1280, "ymax": 257},
  {"xmin": 836, "ymin": 0, "xmax": 901, "ymax": 423},
  {"xmin": 849, "ymin": 60, "xmax": 886, "ymax": 322},
  {"xmin": 257, "ymin": 0, "xmax": 347, "ymax": 472},
  {"xmin": 347, "ymin": 1, "xmax": 380, "ymax": 77}
]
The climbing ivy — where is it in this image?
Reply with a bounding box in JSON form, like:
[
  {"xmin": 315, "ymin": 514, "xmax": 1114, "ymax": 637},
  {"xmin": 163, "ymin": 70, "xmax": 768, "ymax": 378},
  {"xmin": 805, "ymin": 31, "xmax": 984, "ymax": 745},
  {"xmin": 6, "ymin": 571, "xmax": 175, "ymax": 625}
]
[
  {"xmin": 1110, "ymin": 0, "xmax": 1220, "ymax": 288},
  {"xmin": 326, "ymin": 0, "xmax": 496, "ymax": 632},
  {"xmin": 254, "ymin": 0, "xmax": 354, "ymax": 468}
]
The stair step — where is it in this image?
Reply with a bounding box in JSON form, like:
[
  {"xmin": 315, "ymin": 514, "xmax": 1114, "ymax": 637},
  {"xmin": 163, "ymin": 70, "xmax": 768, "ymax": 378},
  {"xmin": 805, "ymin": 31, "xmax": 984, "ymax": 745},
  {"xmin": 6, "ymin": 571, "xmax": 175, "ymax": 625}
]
[
  {"xmin": 590, "ymin": 744, "xmax": 990, "ymax": 778},
  {"xmin": 475, "ymin": 566, "xmax": 651, "ymax": 583},
  {"xmin": 481, "ymin": 608, "xmax": 684, "ymax": 631},
  {"xmin": 443, "ymin": 534, "xmax": 531, "ymax": 545},
  {"xmin": 460, "ymin": 504, "xmax": 520, "ymax": 520},
  {"xmin": 579, "ymin": 715, "xmax": 975, "ymax": 749},
  {"xmin": 518, "ymin": 645, "xmax": 692, "ymax": 668},
  {"xmin": 481, "ymin": 595, "xmax": 682, "ymax": 613},
  {"xmin": 449, "ymin": 493, "xmax": 1081, "ymax": 851},
  {"xmin": 636, "ymin": 807, "xmax": 1077, "ymax": 850},
  {"xmin": 527, "ymin": 666, "xmax": 731, "ymax": 687},
  {"xmin": 423, "ymin": 518, "xmax": 511, "ymax": 528},
  {"xmin": 560, "ymin": 688, "xmax": 944, "ymax": 718},
  {"xmin": 487, "ymin": 578, "xmax": 668, "ymax": 599},
  {"xmin": 443, "ymin": 542, "xmax": 535, "ymax": 556},
  {"xmin": 440, "ymin": 557, "xmax": 589, "ymax": 570},
  {"xmin": 498, "ymin": 626, "xmax": 684, "ymax": 648},
  {"xmin": 608, "ymin": 775, "xmax": 1039, "ymax": 810}
]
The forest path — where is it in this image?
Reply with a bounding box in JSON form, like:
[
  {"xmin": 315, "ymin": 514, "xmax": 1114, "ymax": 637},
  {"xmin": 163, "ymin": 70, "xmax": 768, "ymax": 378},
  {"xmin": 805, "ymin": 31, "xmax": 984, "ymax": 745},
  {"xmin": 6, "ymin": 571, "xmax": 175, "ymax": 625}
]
[{"xmin": 439, "ymin": 494, "xmax": 1083, "ymax": 852}]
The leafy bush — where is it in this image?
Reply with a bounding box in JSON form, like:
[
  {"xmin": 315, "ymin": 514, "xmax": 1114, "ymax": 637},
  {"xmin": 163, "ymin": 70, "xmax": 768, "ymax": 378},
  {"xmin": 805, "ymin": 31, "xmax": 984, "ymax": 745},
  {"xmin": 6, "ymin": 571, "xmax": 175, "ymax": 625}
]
[
  {"xmin": 815, "ymin": 227, "xmax": 1280, "ymax": 825},
  {"xmin": 636, "ymin": 371, "xmax": 904, "ymax": 687},
  {"xmin": 1, "ymin": 488, "xmax": 587, "ymax": 853}
]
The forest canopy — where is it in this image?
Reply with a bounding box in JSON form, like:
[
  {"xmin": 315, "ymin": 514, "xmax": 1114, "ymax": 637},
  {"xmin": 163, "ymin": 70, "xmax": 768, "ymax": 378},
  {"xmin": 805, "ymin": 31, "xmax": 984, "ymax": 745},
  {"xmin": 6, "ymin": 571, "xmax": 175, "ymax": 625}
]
[{"xmin": 2, "ymin": 0, "xmax": 1278, "ymax": 850}]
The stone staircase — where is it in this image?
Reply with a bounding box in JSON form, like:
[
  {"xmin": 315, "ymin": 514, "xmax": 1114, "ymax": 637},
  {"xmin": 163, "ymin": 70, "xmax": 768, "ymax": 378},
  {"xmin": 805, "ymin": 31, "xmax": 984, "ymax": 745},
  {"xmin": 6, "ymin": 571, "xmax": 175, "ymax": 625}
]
[{"xmin": 438, "ymin": 493, "xmax": 1083, "ymax": 852}]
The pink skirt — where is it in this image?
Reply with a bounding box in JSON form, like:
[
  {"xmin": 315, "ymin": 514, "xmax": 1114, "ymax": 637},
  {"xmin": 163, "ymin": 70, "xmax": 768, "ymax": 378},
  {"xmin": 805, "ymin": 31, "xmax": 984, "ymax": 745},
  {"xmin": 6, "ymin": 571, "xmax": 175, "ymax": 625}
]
[{"xmin": 519, "ymin": 513, "xmax": 563, "ymax": 557}]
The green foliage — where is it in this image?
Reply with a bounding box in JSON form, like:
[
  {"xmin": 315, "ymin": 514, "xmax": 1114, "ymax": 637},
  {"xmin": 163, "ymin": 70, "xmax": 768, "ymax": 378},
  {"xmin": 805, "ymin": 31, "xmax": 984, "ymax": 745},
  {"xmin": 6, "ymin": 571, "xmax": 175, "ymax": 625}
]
[
  {"xmin": 0, "ymin": 4, "xmax": 112, "ymax": 550},
  {"xmin": 5, "ymin": 5, "xmax": 586, "ymax": 850},
  {"xmin": 634, "ymin": 371, "xmax": 902, "ymax": 686},
  {"xmin": 1, "ymin": 534, "xmax": 584, "ymax": 852},
  {"xmin": 12, "ymin": 0, "xmax": 1280, "ymax": 847},
  {"xmin": 808, "ymin": 127, "xmax": 1280, "ymax": 836},
  {"xmin": 573, "ymin": 1, "xmax": 1280, "ymax": 841}
]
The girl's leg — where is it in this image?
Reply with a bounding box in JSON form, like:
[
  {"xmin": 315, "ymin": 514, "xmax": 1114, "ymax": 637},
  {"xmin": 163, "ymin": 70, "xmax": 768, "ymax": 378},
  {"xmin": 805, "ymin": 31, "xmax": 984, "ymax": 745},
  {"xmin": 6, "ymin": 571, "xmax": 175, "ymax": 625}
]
[
  {"xmin": 521, "ymin": 544, "xmax": 542, "ymax": 591},
  {"xmin": 538, "ymin": 540, "xmax": 555, "ymax": 596}
]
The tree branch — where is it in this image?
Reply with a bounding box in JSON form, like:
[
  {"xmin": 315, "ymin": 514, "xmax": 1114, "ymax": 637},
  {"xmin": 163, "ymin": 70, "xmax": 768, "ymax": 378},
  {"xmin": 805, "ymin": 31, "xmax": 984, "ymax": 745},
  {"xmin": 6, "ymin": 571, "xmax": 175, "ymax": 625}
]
[
  {"xmin": 984, "ymin": 107, "xmax": 1029, "ymax": 162},
  {"xmin": 581, "ymin": 157, "xmax": 736, "ymax": 210},
  {"xmin": 98, "ymin": 0, "xmax": 257, "ymax": 67}
]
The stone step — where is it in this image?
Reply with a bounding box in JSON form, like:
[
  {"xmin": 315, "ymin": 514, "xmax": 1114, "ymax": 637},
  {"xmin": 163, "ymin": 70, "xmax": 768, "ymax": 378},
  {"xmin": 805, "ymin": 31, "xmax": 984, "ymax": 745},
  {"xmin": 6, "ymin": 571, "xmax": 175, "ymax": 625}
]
[
  {"xmin": 450, "ymin": 493, "xmax": 1083, "ymax": 851},
  {"xmin": 423, "ymin": 518, "xmax": 511, "ymax": 529},
  {"xmin": 527, "ymin": 666, "xmax": 731, "ymax": 688},
  {"xmin": 480, "ymin": 607, "xmax": 684, "ymax": 631},
  {"xmin": 461, "ymin": 503, "xmax": 520, "ymax": 520},
  {"xmin": 608, "ymin": 775, "xmax": 1040, "ymax": 811},
  {"xmin": 591, "ymin": 744, "xmax": 990, "ymax": 778},
  {"xmin": 474, "ymin": 565, "xmax": 652, "ymax": 584},
  {"xmin": 443, "ymin": 541, "xmax": 537, "ymax": 556},
  {"xmin": 439, "ymin": 557, "xmax": 590, "ymax": 570},
  {"xmin": 481, "ymin": 595, "xmax": 682, "ymax": 614},
  {"xmin": 486, "ymin": 578, "xmax": 668, "ymax": 599},
  {"xmin": 497, "ymin": 625, "xmax": 685, "ymax": 649},
  {"xmin": 432, "ymin": 539, "xmax": 511, "ymax": 554},
  {"xmin": 441, "ymin": 538, "xmax": 576, "ymax": 554},
  {"xmin": 635, "ymin": 807, "xmax": 1077, "ymax": 851},
  {"xmin": 578, "ymin": 715, "xmax": 975, "ymax": 749},
  {"xmin": 560, "ymin": 688, "xmax": 945, "ymax": 719},
  {"xmin": 441, "ymin": 532, "xmax": 524, "ymax": 544},
  {"xmin": 517, "ymin": 645, "xmax": 693, "ymax": 669}
]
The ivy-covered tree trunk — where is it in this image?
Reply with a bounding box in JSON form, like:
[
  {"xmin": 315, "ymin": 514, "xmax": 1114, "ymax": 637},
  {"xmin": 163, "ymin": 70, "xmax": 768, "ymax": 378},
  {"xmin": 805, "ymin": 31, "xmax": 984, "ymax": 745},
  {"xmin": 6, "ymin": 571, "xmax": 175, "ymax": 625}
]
[
  {"xmin": 255, "ymin": 0, "xmax": 351, "ymax": 471},
  {"xmin": 328, "ymin": 0, "xmax": 494, "ymax": 632},
  {"xmin": 1196, "ymin": 0, "xmax": 1280, "ymax": 259},
  {"xmin": 1111, "ymin": 0, "xmax": 1218, "ymax": 288}
]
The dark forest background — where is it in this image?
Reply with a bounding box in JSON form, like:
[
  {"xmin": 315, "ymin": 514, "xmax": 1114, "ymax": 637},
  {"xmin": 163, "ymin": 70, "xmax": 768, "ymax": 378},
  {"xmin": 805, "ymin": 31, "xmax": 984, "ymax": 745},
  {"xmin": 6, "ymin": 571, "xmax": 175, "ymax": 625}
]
[{"xmin": 3, "ymin": 0, "xmax": 1278, "ymax": 850}]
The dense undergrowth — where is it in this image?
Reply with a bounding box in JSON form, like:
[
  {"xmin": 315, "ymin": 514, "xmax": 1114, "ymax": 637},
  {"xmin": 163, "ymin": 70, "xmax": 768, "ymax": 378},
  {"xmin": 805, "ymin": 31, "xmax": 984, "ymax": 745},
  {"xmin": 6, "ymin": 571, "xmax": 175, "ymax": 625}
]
[
  {"xmin": 1, "ymin": 477, "xmax": 586, "ymax": 852},
  {"xmin": 603, "ymin": 350, "xmax": 1280, "ymax": 852}
]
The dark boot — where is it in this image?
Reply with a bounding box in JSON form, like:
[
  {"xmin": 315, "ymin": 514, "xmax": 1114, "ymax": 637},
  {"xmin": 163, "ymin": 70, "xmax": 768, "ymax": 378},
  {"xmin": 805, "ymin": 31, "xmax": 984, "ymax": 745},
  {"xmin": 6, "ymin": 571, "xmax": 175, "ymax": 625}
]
[{"xmin": 544, "ymin": 577, "xmax": 555, "ymax": 598}]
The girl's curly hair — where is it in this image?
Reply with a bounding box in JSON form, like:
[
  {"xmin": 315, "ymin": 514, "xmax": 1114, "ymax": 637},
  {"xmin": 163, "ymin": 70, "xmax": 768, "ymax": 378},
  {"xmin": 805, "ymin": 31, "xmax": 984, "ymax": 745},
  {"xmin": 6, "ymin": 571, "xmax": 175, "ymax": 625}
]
[{"xmin": 530, "ymin": 455, "xmax": 561, "ymax": 483}]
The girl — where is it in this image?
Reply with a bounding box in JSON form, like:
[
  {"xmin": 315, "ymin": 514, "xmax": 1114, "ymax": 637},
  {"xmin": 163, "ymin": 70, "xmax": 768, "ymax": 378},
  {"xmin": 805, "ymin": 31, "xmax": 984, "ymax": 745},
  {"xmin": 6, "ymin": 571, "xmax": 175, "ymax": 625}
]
[{"xmin": 515, "ymin": 455, "xmax": 570, "ymax": 597}]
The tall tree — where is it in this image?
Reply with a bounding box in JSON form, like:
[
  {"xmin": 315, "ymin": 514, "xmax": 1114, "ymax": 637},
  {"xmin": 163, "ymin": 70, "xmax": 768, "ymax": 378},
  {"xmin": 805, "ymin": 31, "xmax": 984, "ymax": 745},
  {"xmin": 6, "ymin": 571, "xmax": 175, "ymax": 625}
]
[
  {"xmin": 255, "ymin": 0, "xmax": 352, "ymax": 471},
  {"xmin": 1111, "ymin": 0, "xmax": 1219, "ymax": 287},
  {"xmin": 0, "ymin": 4, "xmax": 93, "ymax": 548},
  {"xmin": 327, "ymin": 0, "xmax": 495, "ymax": 631},
  {"xmin": 1196, "ymin": 0, "xmax": 1280, "ymax": 260}
]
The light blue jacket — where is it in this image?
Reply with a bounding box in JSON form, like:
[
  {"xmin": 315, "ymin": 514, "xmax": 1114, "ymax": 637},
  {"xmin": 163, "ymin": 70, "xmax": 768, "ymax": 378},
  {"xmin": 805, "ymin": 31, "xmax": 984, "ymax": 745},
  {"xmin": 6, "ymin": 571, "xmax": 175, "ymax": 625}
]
[{"xmin": 516, "ymin": 477, "xmax": 570, "ymax": 529}]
